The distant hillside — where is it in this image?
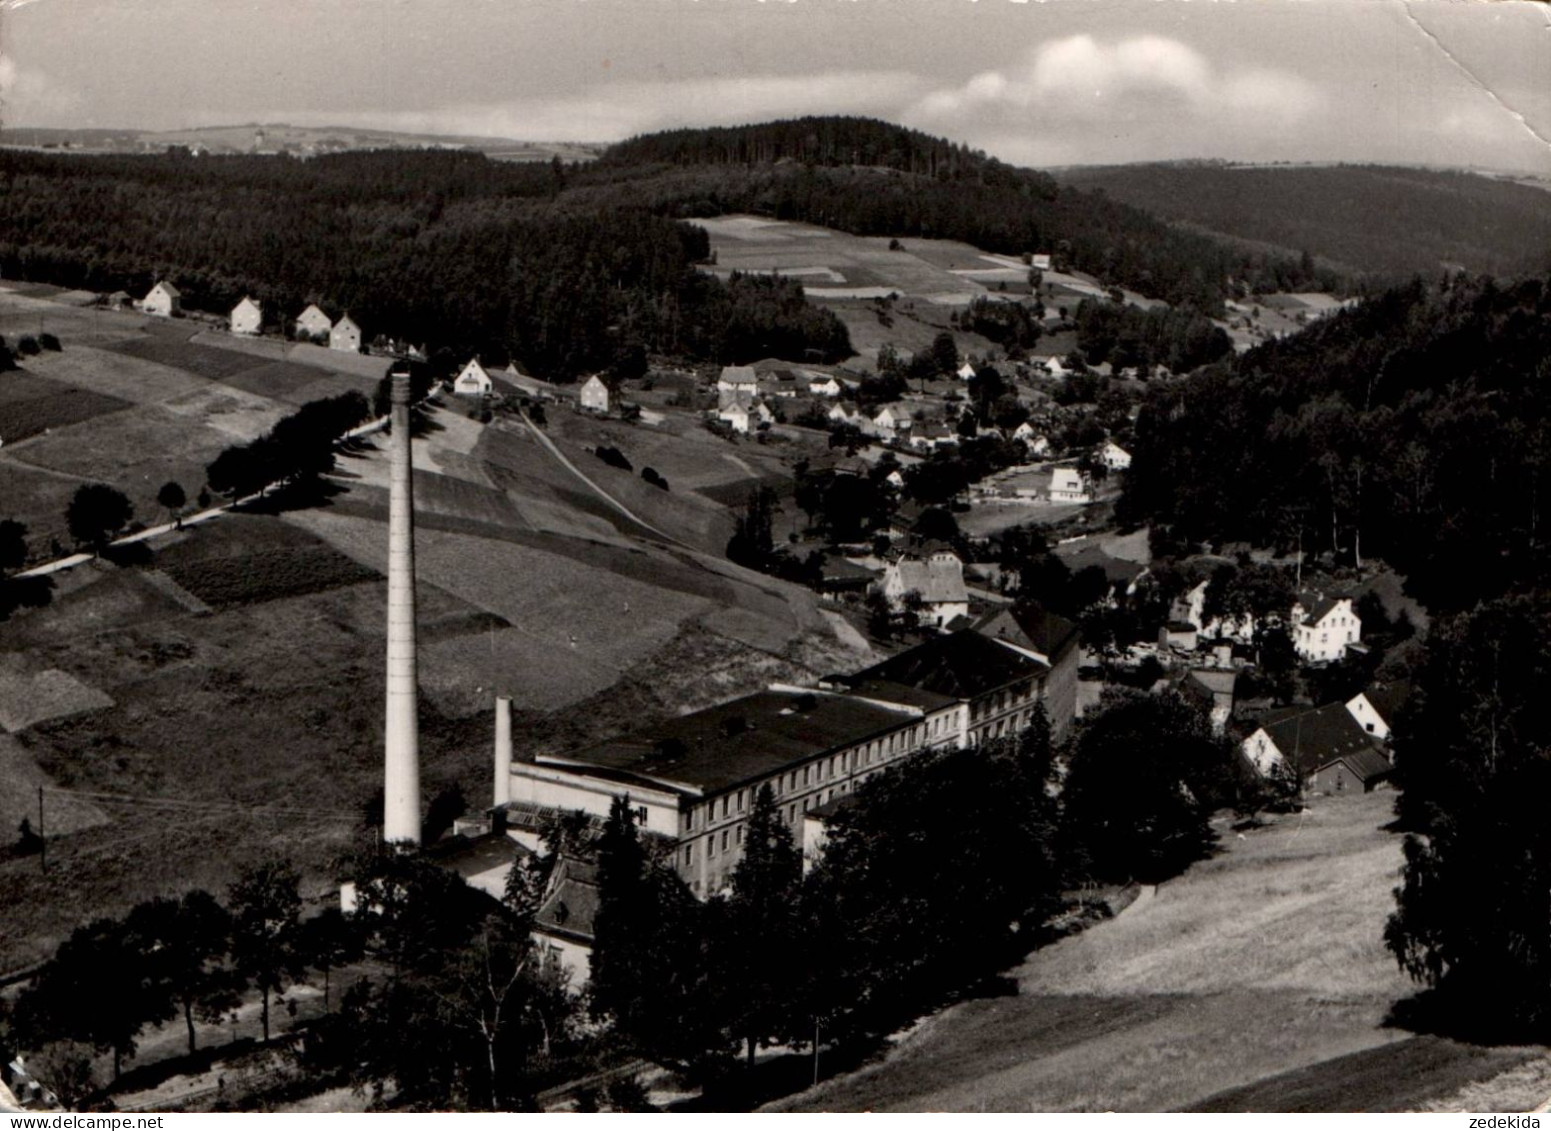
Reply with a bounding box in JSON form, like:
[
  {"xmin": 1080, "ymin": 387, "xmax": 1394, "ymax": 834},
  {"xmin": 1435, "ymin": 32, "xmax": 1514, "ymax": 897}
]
[
  {"xmin": 598, "ymin": 118, "xmax": 1347, "ymax": 310},
  {"xmin": 0, "ymin": 124, "xmax": 605, "ymax": 164},
  {"xmin": 1055, "ymin": 163, "xmax": 1551, "ymax": 281}
]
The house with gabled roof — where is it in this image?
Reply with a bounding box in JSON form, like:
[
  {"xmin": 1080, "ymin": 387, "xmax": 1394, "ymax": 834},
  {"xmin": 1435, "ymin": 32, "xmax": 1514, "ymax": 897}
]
[
  {"xmin": 717, "ymin": 365, "xmax": 757, "ymax": 395},
  {"xmin": 578, "ymin": 374, "xmax": 610, "ymax": 413},
  {"xmin": 295, "ymin": 303, "xmax": 332, "ymax": 339},
  {"xmin": 972, "ymin": 603, "xmax": 1081, "ymax": 737},
  {"xmin": 1048, "ymin": 466, "xmax": 1091, "ymax": 504},
  {"xmin": 1242, "ymin": 702, "xmax": 1392, "ymax": 793},
  {"xmin": 1345, "ymin": 681, "xmax": 1410, "ymax": 742},
  {"xmin": 880, "ymin": 548, "xmax": 969, "ymax": 629},
  {"xmin": 329, "ymin": 313, "xmax": 362, "ymax": 353},
  {"xmin": 230, "ymin": 295, "xmax": 263, "ymax": 336},
  {"xmin": 142, "ymin": 280, "xmax": 181, "ymax": 318},
  {"xmin": 453, "ymin": 358, "xmax": 495, "ymax": 396},
  {"xmin": 1292, "ymin": 592, "xmax": 1360, "ymax": 664}
]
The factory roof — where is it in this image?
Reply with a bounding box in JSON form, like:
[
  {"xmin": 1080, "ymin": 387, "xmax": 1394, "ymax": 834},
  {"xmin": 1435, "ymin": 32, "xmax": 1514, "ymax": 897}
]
[
  {"xmin": 847, "ymin": 630, "xmax": 1049, "ymax": 701},
  {"xmin": 538, "ymin": 688, "xmax": 919, "ymax": 796}
]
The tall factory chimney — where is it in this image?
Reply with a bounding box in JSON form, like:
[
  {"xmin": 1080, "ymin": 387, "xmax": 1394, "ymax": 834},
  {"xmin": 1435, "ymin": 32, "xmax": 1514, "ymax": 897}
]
[
  {"xmin": 383, "ymin": 364, "xmax": 421, "ymax": 845},
  {"xmin": 493, "ymin": 695, "xmax": 513, "ymax": 808}
]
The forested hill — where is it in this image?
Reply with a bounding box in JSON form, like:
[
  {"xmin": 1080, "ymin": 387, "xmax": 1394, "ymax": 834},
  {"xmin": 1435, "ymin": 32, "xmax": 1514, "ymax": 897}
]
[
  {"xmin": 598, "ymin": 117, "xmax": 1345, "ymax": 309},
  {"xmin": 0, "ymin": 148, "xmax": 851, "ymax": 378},
  {"xmin": 1118, "ymin": 272, "xmax": 1551, "ymax": 613},
  {"xmin": 1055, "ymin": 162, "xmax": 1551, "ymax": 282}
]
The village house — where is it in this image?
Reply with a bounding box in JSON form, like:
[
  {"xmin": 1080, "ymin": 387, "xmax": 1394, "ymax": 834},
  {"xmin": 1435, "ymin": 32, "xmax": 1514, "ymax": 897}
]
[
  {"xmin": 759, "ymin": 371, "xmax": 802, "ymax": 399},
  {"xmin": 1241, "ymin": 702, "xmax": 1392, "ymax": 793},
  {"xmin": 1048, "ymin": 466, "xmax": 1092, "ymax": 504},
  {"xmin": 828, "ymin": 402, "xmax": 863, "ymax": 428},
  {"xmin": 1054, "ymin": 542, "xmax": 1150, "ymax": 603},
  {"xmin": 908, "ymin": 421, "xmax": 957, "ymax": 454},
  {"xmin": 453, "ymin": 358, "xmax": 495, "ymax": 396},
  {"xmin": 578, "ymin": 374, "xmax": 610, "ymax": 413},
  {"xmin": 971, "ymin": 604, "xmax": 1082, "ymax": 739},
  {"xmin": 141, "ymin": 280, "xmax": 181, "ymax": 318},
  {"xmin": 956, "ymin": 362, "xmax": 977, "ymax": 381},
  {"xmin": 295, "ymin": 303, "xmax": 332, "ymax": 340},
  {"xmin": 329, "ymin": 313, "xmax": 362, "ymax": 353},
  {"xmin": 1098, "ymin": 440, "xmax": 1132, "ymax": 471},
  {"xmin": 869, "ymin": 404, "xmax": 908, "ymax": 438},
  {"xmin": 1030, "ymin": 253, "xmax": 1052, "ymax": 271},
  {"xmin": 808, "ymin": 374, "xmax": 842, "ymax": 397},
  {"xmin": 1168, "ymin": 577, "xmax": 1257, "ymax": 646},
  {"xmin": 1180, "ymin": 668, "xmax": 1236, "ymax": 734},
  {"xmin": 1292, "ymin": 593, "xmax": 1361, "ymax": 664},
  {"xmin": 229, "ymin": 296, "xmax": 263, "ymax": 336},
  {"xmin": 1043, "ymin": 355, "xmax": 1070, "ymax": 379},
  {"xmin": 879, "ymin": 548, "xmax": 970, "ymax": 629}
]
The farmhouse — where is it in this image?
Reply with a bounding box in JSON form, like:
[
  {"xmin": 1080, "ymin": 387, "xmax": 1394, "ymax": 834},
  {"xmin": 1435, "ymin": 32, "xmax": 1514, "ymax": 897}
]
[
  {"xmin": 230, "ymin": 296, "xmax": 263, "ymax": 336},
  {"xmin": 1292, "ymin": 593, "xmax": 1361, "ymax": 664},
  {"xmin": 869, "ymin": 404, "xmax": 908, "ymax": 437},
  {"xmin": 141, "ymin": 280, "xmax": 181, "ymax": 317},
  {"xmin": 453, "ymin": 358, "xmax": 495, "ymax": 396},
  {"xmin": 501, "ymin": 684, "xmax": 967, "ymax": 899},
  {"xmin": 879, "ymin": 548, "xmax": 969, "ymax": 629},
  {"xmin": 909, "ymin": 421, "xmax": 957, "ymax": 453},
  {"xmin": 1241, "ymin": 702, "xmax": 1391, "ymax": 792},
  {"xmin": 295, "ymin": 303, "xmax": 332, "ymax": 339},
  {"xmin": 809, "ymin": 374, "xmax": 842, "ymax": 397},
  {"xmin": 828, "ymin": 402, "xmax": 863, "ymax": 427},
  {"xmin": 1048, "ymin": 466, "xmax": 1092, "ymax": 504},
  {"xmin": 329, "ymin": 313, "xmax": 362, "ymax": 353},
  {"xmin": 578, "ymin": 375, "xmax": 610, "ymax": 413}
]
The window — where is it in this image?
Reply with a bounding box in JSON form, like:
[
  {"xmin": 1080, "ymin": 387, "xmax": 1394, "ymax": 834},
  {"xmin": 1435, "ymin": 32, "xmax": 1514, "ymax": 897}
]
[
  {"xmin": 803, "ymin": 766, "xmax": 810, "ymax": 786},
  {"xmin": 682, "ymin": 812, "xmax": 693, "ymax": 833},
  {"xmin": 788, "ymin": 805, "xmax": 796, "ymax": 823},
  {"xmin": 721, "ymin": 830, "xmax": 729, "ymax": 852},
  {"xmin": 737, "ymin": 789, "xmax": 746, "ymax": 811},
  {"xmin": 721, "ymin": 797, "xmax": 729, "ymax": 819},
  {"xmin": 709, "ymin": 835, "xmax": 717, "ymax": 859},
  {"xmin": 635, "ymin": 806, "xmax": 648, "ymax": 826},
  {"xmin": 684, "ymin": 844, "xmax": 695, "ymax": 867},
  {"xmin": 736, "ymin": 825, "xmax": 744, "ymax": 843}
]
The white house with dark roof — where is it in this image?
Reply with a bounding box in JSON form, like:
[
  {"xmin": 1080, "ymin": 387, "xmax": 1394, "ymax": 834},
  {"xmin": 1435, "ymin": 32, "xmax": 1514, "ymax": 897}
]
[
  {"xmin": 1292, "ymin": 593, "xmax": 1360, "ymax": 663},
  {"xmin": 1048, "ymin": 466, "xmax": 1092, "ymax": 504},
  {"xmin": 957, "ymin": 362, "xmax": 977, "ymax": 381},
  {"xmin": 329, "ymin": 313, "xmax": 362, "ymax": 353},
  {"xmin": 141, "ymin": 280, "xmax": 181, "ymax": 317},
  {"xmin": 1345, "ymin": 682, "xmax": 1410, "ymax": 742},
  {"xmin": 453, "ymin": 358, "xmax": 495, "ymax": 396},
  {"xmin": 808, "ymin": 374, "xmax": 842, "ymax": 397},
  {"xmin": 880, "ymin": 548, "xmax": 969, "ymax": 629},
  {"xmin": 295, "ymin": 303, "xmax": 332, "ymax": 339},
  {"xmin": 230, "ymin": 296, "xmax": 263, "ymax": 335},
  {"xmin": 1099, "ymin": 440, "xmax": 1132, "ymax": 471},
  {"xmin": 1242, "ymin": 702, "xmax": 1391, "ymax": 793},
  {"xmin": 717, "ymin": 365, "xmax": 757, "ymax": 395}
]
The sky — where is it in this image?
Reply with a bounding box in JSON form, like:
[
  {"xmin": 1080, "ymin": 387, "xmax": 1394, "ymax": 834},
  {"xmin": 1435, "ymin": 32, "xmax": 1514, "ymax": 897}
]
[{"xmin": 1, "ymin": 0, "xmax": 1548, "ymax": 175}]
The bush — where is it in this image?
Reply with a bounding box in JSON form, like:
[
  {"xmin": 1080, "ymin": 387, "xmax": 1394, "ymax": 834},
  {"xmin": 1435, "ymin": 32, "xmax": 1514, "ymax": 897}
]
[
  {"xmin": 594, "ymin": 445, "xmax": 632, "ymax": 472},
  {"xmin": 38, "ymin": 333, "xmax": 62, "ymax": 352},
  {"xmin": 17, "ymin": 335, "xmax": 40, "ymax": 356},
  {"xmin": 641, "ymin": 467, "xmax": 669, "ymax": 491}
]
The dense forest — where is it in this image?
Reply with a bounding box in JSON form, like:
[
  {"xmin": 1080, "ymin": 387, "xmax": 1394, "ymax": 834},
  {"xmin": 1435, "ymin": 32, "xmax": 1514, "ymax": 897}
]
[
  {"xmin": 0, "ymin": 118, "xmax": 1346, "ymax": 373},
  {"xmin": 1056, "ymin": 162, "xmax": 1551, "ymax": 282},
  {"xmin": 1118, "ymin": 271, "xmax": 1551, "ymax": 613},
  {"xmin": 598, "ymin": 118, "xmax": 1343, "ymax": 309},
  {"xmin": 0, "ymin": 149, "xmax": 849, "ymax": 378}
]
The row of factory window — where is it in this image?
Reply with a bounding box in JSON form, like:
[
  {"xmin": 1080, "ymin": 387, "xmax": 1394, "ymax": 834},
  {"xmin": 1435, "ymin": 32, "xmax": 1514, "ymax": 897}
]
[
  {"xmin": 681, "ymin": 777, "xmax": 874, "ymax": 874},
  {"xmin": 680, "ymin": 721, "xmax": 948, "ymax": 837},
  {"xmin": 968, "ymin": 681, "xmax": 1038, "ymax": 723}
]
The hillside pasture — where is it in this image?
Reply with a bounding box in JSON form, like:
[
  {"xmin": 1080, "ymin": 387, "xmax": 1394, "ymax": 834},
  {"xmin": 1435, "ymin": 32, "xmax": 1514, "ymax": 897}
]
[
  {"xmin": 161, "ymin": 383, "xmax": 288, "ymax": 441},
  {"xmin": 103, "ymin": 330, "xmax": 272, "ymax": 381},
  {"xmin": 154, "ymin": 515, "xmax": 381, "ymax": 609},
  {"xmin": 0, "ymin": 462, "xmax": 95, "ymax": 548},
  {"xmin": 0, "ymin": 370, "xmax": 131, "ymax": 444},
  {"xmin": 778, "ymin": 792, "xmax": 1539, "ymax": 1113},
  {"xmin": 0, "ymin": 288, "xmax": 146, "ymax": 347},
  {"xmin": 0, "ymin": 653, "xmax": 114, "ymax": 733},
  {"xmin": 6, "ymin": 403, "xmax": 240, "ymax": 524},
  {"xmin": 214, "ymin": 359, "xmax": 338, "ymax": 400},
  {"xmin": 20, "ymin": 344, "xmax": 210, "ymax": 407}
]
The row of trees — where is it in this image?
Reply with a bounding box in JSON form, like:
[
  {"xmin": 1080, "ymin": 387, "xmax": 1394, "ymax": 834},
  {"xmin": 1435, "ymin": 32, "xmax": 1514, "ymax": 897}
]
[
  {"xmin": 6, "ymin": 852, "xmax": 583, "ymax": 1111},
  {"xmin": 1072, "ymin": 296, "xmax": 1234, "ymax": 375},
  {"xmin": 205, "ymin": 391, "xmax": 372, "ymax": 501},
  {"xmin": 585, "ymin": 692, "xmax": 1244, "ymax": 1080}
]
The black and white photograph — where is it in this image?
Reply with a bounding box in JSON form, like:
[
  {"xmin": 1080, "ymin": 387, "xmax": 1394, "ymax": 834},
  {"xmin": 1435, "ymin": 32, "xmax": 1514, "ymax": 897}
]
[{"xmin": 0, "ymin": 0, "xmax": 1548, "ymax": 1115}]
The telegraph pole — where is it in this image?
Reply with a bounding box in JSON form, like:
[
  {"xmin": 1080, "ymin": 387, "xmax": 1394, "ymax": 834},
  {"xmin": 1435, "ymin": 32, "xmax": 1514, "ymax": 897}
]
[{"xmin": 37, "ymin": 786, "xmax": 46, "ymax": 874}]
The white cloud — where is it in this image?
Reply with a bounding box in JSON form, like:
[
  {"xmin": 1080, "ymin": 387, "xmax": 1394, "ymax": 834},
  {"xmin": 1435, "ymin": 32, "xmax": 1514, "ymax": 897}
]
[
  {"xmin": 0, "ymin": 53, "xmax": 83, "ymax": 124},
  {"xmin": 253, "ymin": 70, "xmax": 929, "ymax": 143},
  {"xmin": 905, "ymin": 34, "xmax": 1326, "ymax": 162}
]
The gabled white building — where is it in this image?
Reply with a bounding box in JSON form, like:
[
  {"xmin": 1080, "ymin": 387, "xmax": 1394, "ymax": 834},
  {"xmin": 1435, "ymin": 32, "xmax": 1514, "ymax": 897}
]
[
  {"xmin": 578, "ymin": 374, "xmax": 610, "ymax": 413},
  {"xmin": 717, "ymin": 365, "xmax": 757, "ymax": 395},
  {"xmin": 295, "ymin": 303, "xmax": 332, "ymax": 339},
  {"xmin": 1099, "ymin": 440, "xmax": 1132, "ymax": 471},
  {"xmin": 1292, "ymin": 594, "xmax": 1361, "ymax": 664},
  {"xmin": 1048, "ymin": 466, "xmax": 1091, "ymax": 504},
  {"xmin": 230, "ymin": 296, "xmax": 263, "ymax": 336},
  {"xmin": 809, "ymin": 375, "xmax": 842, "ymax": 397},
  {"xmin": 453, "ymin": 358, "xmax": 495, "ymax": 396},
  {"xmin": 141, "ymin": 280, "xmax": 181, "ymax": 318},
  {"xmin": 329, "ymin": 313, "xmax": 362, "ymax": 353},
  {"xmin": 956, "ymin": 362, "xmax": 977, "ymax": 381}
]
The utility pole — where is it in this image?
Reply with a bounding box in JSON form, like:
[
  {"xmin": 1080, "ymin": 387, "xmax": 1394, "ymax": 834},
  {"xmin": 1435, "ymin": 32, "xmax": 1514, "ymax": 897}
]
[{"xmin": 37, "ymin": 786, "xmax": 45, "ymax": 874}]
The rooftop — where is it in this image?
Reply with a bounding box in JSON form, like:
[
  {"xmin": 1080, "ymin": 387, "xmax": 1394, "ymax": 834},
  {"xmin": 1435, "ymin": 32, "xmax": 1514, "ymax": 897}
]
[
  {"xmin": 534, "ymin": 855, "xmax": 600, "ymax": 945},
  {"xmin": 848, "ymin": 630, "xmax": 1049, "ymax": 701},
  {"xmin": 719, "ymin": 365, "xmax": 757, "ymax": 386},
  {"xmin": 975, "ymin": 604, "xmax": 1080, "ymax": 663},
  {"xmin": 539, "ymin": 688, "xmax": 918, "ymax": 795},
  {"xmin": 1258, "ymin": 702, "xmax": 1382, "ymax": 776},
  {"xmin": 888, "ymin": 556, "xmax": 968, "ymax": 605}
]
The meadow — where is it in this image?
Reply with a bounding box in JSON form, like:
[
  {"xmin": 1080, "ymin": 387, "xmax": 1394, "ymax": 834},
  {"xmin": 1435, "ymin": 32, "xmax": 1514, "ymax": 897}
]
[{"xmin": 777, "ymin": 791, "xmax": 1543, "ymax": 1113}]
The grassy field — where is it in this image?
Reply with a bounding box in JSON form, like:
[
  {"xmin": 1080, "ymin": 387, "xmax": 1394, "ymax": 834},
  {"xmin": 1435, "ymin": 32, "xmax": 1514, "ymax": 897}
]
[
  {"xmin": 775, "ymin": 791, "xmax": 1546, "ymax": 1113},
  {"xmin": 0, "ymin": 370, "xmax": 131, "ymax": 444}
]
